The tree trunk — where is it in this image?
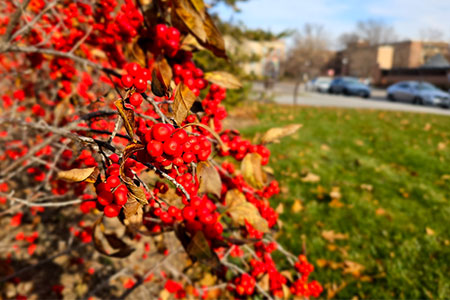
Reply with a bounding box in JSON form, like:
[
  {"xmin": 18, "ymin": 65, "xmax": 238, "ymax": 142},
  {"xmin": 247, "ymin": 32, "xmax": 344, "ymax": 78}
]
[{"xmin": 293, "ymin": 78, "xmax": 302, "ymax": 105}]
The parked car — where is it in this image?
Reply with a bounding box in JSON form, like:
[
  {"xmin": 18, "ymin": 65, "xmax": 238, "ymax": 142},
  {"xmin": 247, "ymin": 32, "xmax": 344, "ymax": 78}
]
[
  {"xmin": 328, "ymin": 77, "xmax": 371, "ymax": 98},
  {"xmin": 313, "ymin": 76, "xmax": 332, "ymax": 92},
  {"xmin": 387, "ymin": 81, "xmax": 450, "ymax": 107}
]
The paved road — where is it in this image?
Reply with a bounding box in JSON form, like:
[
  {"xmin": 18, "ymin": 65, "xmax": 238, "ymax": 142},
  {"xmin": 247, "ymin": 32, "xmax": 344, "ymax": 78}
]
[{"xmin": 252, "ymin": 82, "xmax": 450, "ymax": 116}]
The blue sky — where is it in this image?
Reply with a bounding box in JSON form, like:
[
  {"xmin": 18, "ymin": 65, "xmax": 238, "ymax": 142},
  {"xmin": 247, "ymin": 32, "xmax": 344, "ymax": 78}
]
[{"xmin": 212, "ymin": 0, "xmax": 450, "ymax": 46}]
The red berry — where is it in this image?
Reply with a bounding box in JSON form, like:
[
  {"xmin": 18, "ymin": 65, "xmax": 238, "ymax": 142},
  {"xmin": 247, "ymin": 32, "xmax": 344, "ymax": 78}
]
[
  {"xmin": 167, "ymin": 27, "xmax": 180, "ymax": 41},
  {"xmin": 114, "ymin": 184, "xmax": 128, "ymax": 206},
  {"xmin": 134, "ymin": 76, "xmax": 147, "ymax": 92},
  {"xmin": 97, "ymin": 191, "xmax": 113, "ymax": 206},
  {"xmin": 106, "ymin": 175, "xmax": 121, "ymax": 189},
  {"xmin": 125, "ymin": 62, "xmax": 141, "ymax": 77},
  {"xmin": 172, "ymin": 129, "xmax": 188, "ymax": 144},
  {"xmin": 104, "ymin": 204, "xmax": 121, "ymax": 218},
  {"xmin": 182, "ymin": 206, "xmax": 196, "ymax": 221},
  {"xmin": 146, "ymin": 140, "xmax": 163, "ymax": 157},
  {"xmin": 152, "ymin": 123, "xmax": 174, "ymax": 142},
  {"xmin": 129, "ymin": 93, "xmax": 143, "ymax": 107},
  {"xmin": 163, "ymin": 139, "xmax": 182, "ymax": 157},
  {"xmin": 121, "ymin": 75, "xmax": 134, "ymax": 88},
  {"xmin": 156, "ymin": 24, "xmax": 168, "ymax": 38}
]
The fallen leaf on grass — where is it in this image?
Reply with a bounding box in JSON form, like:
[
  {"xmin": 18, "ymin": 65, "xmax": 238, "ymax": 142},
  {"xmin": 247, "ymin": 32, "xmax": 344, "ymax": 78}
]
[
  {"xmin": 329, "ymin": 187, "xmax": 341, "ymax": 199},
  {"xmin": 321, "ymin": 230, "xmax": 348, "ymax": 243},
  {"xmin": 329, "ymin": 199, "xmax": 344, "ymax": 208},
  {"xmin": 423, "ymin": 123, "xmax": 432, "ymax": 131},
  {"xmin": 375, "ymin": 208, "xmax": 386, "ymax": 216},
  {"xmin": 301, "ymin": 172, "xmax": 320, "ymax": 183},
  {"xmin": 325, "ymin": 281, "xmax": 347, "ymax": 299},
  {"xmin": 360, "ymin": 184, "xmax": 373, "ymax": 192},
  {"xmin": 437, "ymin": 142, "xmax": 447, "ymax": 151},
  {"xmin": 292, "ymin": 200, "xmax": 303, "ymax": 213},
  {"xmin": 321, "ymin": 144, "xmax": 330, "ymax": 151},
  {"xmin": 342, "ymin": 260, "xmax": 365, "ymax": 277},
  {"xmin": 426, "ymin": 227, "xmax": 435, "ymax": 236}
]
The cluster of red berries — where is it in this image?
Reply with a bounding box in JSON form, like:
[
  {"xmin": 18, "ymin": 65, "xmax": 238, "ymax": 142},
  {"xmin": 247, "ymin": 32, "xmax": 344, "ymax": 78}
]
[
  {"xmin": 173, "ymin": 61, "xmax": 207, "ymax": 96},
  {"xmin": 291, "ymin": 279, "xmax": 323, "ymax": 298},
  {"xmin": 121, "ymin": 62, "xmax": 151, "ymax": 93},
  {"xmin": 290, "ymin": 255, "xmax": 323, "ymax": 297},
  {"xmin": 219, "ymin": 132, "xmax": 271, "ymax": 164},
  {"xmin": 181, "ymin": 195, "xmax": 223, "ymax": 239},
  {"xmin": 198, "ymin": 84, "xmax": 227, "ymax": 132},
  {"xmin": 233, "ymin": 273, "xmax": 256, "ymax": 296},
  {"xmin": 155, "ymin": 24, "xmax": 181, "ymax": 57},
  {"xmin": 93, "ymin": 154, "xmax": 132, "ymax": 218},
  {"xmin": 136, "ymin": 123, "xmax": 212, "ymax": 194}
]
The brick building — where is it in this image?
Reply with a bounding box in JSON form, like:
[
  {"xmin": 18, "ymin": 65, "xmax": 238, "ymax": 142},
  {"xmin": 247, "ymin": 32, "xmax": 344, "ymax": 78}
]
[{"xmin": 336, "ymin": 40, "xmax": 450, "ymax": 87}]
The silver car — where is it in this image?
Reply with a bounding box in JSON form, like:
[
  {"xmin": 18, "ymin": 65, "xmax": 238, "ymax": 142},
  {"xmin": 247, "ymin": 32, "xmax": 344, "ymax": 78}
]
[
  {"xmin": 387, "ymin": 81, "xmax": 450, "ymax": 107},
  {"xmin": 313, "ymin": 77, "xmax": 333, "ymax": 93}
]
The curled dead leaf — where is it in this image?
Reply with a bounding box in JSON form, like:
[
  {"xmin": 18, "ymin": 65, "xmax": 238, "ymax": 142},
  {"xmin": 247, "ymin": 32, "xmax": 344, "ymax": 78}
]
[
  {"xmin": 241, "ymin": 153, "xmax": 267, "ymax": 189},
  {"xmin": 261, "ymin": 124, "xmax": 302, "ymax": 144},
  {"xmin": 204, "ymin": 71, "xmax": 241, "ymax": 89},
  {"xmin": 321, "ymin": 230, "xmax": 349, "ymax": 243},
  {"xmin": 115, "ymin": 99, "xmax": 135, "ymax": 141},
  {"xmin": 228, "ymin": 201, "xmax": 269, "ymax": 233},
  {"xmin": 301, "ymin": 172, "xmax": 320, "ymax": 183},
  {"xmin": 57, "ymin": 167, "xmax": 98, "ymax": 183},
  {"xmin": 197, "ymin": 161, "xmax": 222, "ymax": 198},
  {"xmin": 151, "ymin": 56, "xmax": 173, "ymax": 97},
  {"xmin": 171, "ymin": 83, "xmax": 197, "ymax": 125}
]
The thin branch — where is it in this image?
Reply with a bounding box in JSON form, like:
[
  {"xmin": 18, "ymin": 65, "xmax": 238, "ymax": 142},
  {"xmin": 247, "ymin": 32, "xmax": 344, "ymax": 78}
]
[
  {"xmin": 117, "ymin": 248, "xmax": 183, "ymax": 300},
  {"xmin": 142, "ymin": 94, "xmax": 169, "ymax": 124},
  {"xmin": 2, "ymin": 192, "xmax": 82, "ymax": 207},
  {"xmin": 1, "ymin": 0, "xmax": 31, "ymax": 43}
]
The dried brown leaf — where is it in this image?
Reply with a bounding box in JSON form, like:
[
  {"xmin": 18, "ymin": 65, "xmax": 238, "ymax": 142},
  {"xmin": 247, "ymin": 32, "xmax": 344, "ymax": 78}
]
[
  {"xmin": 171, "ymin": 83, "xmax": 197, "ymax": 125},
  {"xmin": 151, "ymin": 56, "xmax": 173, "ymax": 97},
  {"xmin": 241, "ymin": 153, "xmax": 267, "ymax": 189},
  {"xmin": 57, "ymin": 167, "xmax": 97, "ymax": 183},
  {"xmin": 224, "ymin": 189, "xmax": 247, "ymax": 208},
  {"xmin": 92, "ymin": 217, "xmax": 135, "ymax": 258},
  {"xmin": 115, "ymin": 99, "xmax": 135, "ymax": 140},
  {"xmin": 321, "ymin": 230, "xmax": 349, "ymax": 243},
  {"xmin": 119, "ymin": 143, "xmax": 145, "ymax": 184},
  {"xmin": 172, "ymin": 0, "xmax": 207, "ymax": 42},
  {"xmin": 301, "ymin": 172, "xmax": 320, "ymax": 183},
  {"xmin": 228, "ymin": 201, "xmax": 269, "ymax": 233},
  {"xmin": 197, "ymin": 161, "xmax": 222, "ymax": 197},
  {"xmin": 204, "ymin": 71, "xmax": 241, "ymax": 89},
  {"xmin": 186, "ymin": 231, "xmax": 221, "ymax": 269},
  {"xmin": 261, "ymin": 124, "xmax": 302, "ymax": 144}
]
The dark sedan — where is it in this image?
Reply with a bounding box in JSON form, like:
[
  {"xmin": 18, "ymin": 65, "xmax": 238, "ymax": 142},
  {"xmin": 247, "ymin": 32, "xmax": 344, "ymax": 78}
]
[{"xmin": 329, "ymin": 77, "xmax": 371, "ymax": 98}]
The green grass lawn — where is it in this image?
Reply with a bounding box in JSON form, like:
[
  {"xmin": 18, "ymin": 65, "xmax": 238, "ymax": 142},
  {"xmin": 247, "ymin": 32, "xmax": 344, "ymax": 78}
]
[{"xmin": 237, "ymin": 104, "xmax": 450, "ymax": 299}]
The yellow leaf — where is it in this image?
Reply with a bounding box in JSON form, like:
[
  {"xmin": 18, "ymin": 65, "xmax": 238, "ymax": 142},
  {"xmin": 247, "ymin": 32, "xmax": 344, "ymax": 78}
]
[
  {"xmin": 292, "ymin": 200, "xmax": 303, "ymax": 213},
  {"xmin": 172, "ymin": 0, "xmax": 207, "ymax": 42},
  {"xmin": 321, "ymin": 230, "xmax": 348, "ymax": 243},
  {"xmin": 241, "ymin": 153, "xmax": 267, "ymax": 189},
  {"xmin": 329, "ymin": 187, "xmax": 342, "ymax": 199},
  {"xmin": 197, "ymin": 161, "xmax": 222, "ymax": 198},
  {"xmin": 342, "ymin": 260, "xmax": 365, "ymax": 278},
  {"xmin": 151, "ymin": 56, "xmax": 173, "ymax": 97},
  {"xmin": 301, "ymin": 172, "xmax": 320, "ymax": 183},
  {"xmin": 228, "ymin": 202, "xmax": 269, "ymax": 233},
  {"xmin": 426, "ymin": 227, "xmax": 435, "ymax": 236},
  {"xmin": 171, "ymin": 83, "xmax": 197, "ymax": 125},
  {"xmin": 261, "ymin": 124, "xmax": 302, "ymax": 144},
  {"xmin": 204, "ymin": 71, "xmax": 241, "ymax": 89},
  {"xmin": 115, "ymin": 99, "xmax": 135, "ymax": 141},
  {"xmin": 57, "ymin": 167, "xmax": 98, "ymax": 183},
  {"xmin": 224, "ymin": 189, "xmax": 247, "ymax": 207}
]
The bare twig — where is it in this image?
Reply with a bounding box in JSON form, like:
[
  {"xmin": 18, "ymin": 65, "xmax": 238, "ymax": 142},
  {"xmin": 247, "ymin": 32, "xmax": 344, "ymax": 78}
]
[
  {"xmin": 117, "ymin": 248, "xmax": 183, "ymax": 300},
  {"xmin": 1, "ymin": 0, "xmax": 31, "ymax": 44}
]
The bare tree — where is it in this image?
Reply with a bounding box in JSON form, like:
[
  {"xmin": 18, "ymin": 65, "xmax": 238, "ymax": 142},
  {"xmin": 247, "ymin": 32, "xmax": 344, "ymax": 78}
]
[
  {"xmin": 355, "ymin": 19, "xmax": 398, "ymax": 45},
  {"xmin": 419, "ymin": 27, "xmax": 444, "ymax": 41},
  {"xmin": 338, "ymin": 32, "xmax": 360, "ymax": 49},
  {"xmin": 284, "ymin": 24, "xmax": 331, "ymax": 104}
]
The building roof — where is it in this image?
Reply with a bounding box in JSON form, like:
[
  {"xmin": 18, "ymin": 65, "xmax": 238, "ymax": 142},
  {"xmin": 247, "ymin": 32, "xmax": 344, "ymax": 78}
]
[{"xmin": 421, "ymin": 53, "xmax": 450, "ymax": 68}]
